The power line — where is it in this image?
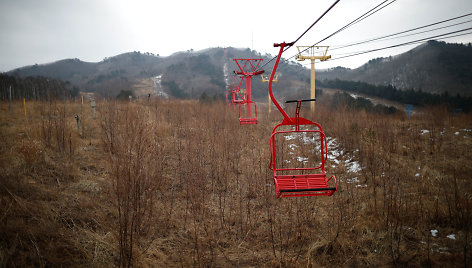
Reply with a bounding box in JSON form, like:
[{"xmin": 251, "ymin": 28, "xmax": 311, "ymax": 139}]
[
  {"xmin": 315, "ymin": 0, "xmax": 396, "ymax": 46},
  {"xmin": 289, "ymin": 0, "xmax": 341, "ymax": 47},
  {"xmin": 330, "ymin": 12, "xmax": 472, "ymax": 51},
  {"xmin": 286, "ymin": 0, "xmax": 397, "ymax": 62},
  {"xmin": 260, "ymin": 0, "xmax": 342, "ymax": 69},
  {"xmin": 326, "ymin": 27, "xmax": 472, "ymax": 61}
]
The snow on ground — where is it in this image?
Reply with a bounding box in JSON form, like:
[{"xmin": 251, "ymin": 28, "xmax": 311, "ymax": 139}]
[
  {"xmin": 327, "ymin": 137, "xmax": 341, "ymax": 165},
  {"xmin": 447, "ymin": 234, "xmax": 456, "ymax": 240},
  {"xmin": 420, "ymin": 129, "xmax": 430, "ymax": 135},
  {"xmin": 288, "ymin": 144, "xmax": 299, "ymax": 150},
  {"xmin": 328, "ymin": 137, "xmax": 362, "ymax": 174},
  {"xmin": 297, "ymin": 157, "xmax": 308, "ymax": 164},
  {"xmin": 347, "ymin": 177, "xmax": 359, "ymax": 183},
  {"xmin": 281, "ymin": 132, "xmax": 368, "ymax": 187},
  {"xmin": 152, "ymin": 75, "xmax": 169, "ymax": 98},
  {"xmin": 284, "ymin": 134, "xmax": 296, "ymax": 141},
  {"xmin": 431, "ymin": 229, "xmax": 438, "ymax": 237},
  {"xmin": 223, "ymin": 62, "xmax": 230, "ymax": 88},
  {"xmin": 326, "ymin": 136, "xmax": 366, "ymax": 188},
  {"xmin": 349, "ymin": 93, "xmax": 359, "ymax": 99},
  {"xmin": 346, "ymin": 160, "xmax": 362, "ymax": 173}
]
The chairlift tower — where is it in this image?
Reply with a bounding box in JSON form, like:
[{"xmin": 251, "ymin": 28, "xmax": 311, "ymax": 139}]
[
  {"xmin": 261, "ymin": 73, "xmax": 279, "ymax": 114},
  {"xmin": 233, "ymin": 59, "xmax": 264, "ymax": 124},
  {"xmin": 295, "ymin": 46, "xmax": 331, "ymax": 113}
]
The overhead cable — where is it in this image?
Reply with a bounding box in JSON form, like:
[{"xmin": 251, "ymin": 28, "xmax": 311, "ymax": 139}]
[
  {"xmin": 330, "ymin": 12, "xmax": 472, "ymax": 51},
  {"xmin": 286, "ymin": 0, "xmax": 397, "ymax": 62},
  {"xmin": 327, "ymin": 27, "xmax": 472, "ymax": 61},
  {"xmin": 260, "ymin": 0, "xmax": 342, "ymax": 69}
]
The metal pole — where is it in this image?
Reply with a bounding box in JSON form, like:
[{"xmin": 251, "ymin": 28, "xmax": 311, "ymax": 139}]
[
  {"xmin": 268, "ymin": 93, "xmax": 271, "ymax": 114},
  {"xmin": 310, "ymin": 59, "xmax": 315, "ymax": 113},
  {"xmin": 9, "ymin": 85, "xmax": 12, "ymax": 114},
  {"xmin": 33, "ymin": 87, "xmax": 36, "ymax": 109},
  {"xmin": 246, "ymin": 76, "xmax": 252, "ymax": 118},
  {"xmin": 23, "ymin": 98, "xmax": 26, "ymax": 119}
]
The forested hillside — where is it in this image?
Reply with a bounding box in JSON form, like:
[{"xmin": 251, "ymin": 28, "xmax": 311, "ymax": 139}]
[
  {"xmin": 318, "ymin": 79, "xmax": 472, "ymax": 112},
  {"xmin": 318, "ymin": 41, "xmax": 472, "ymax": 97},
  {"xmin": 0, "ymin": 73, "xmax": 77, "ymax": 101}
]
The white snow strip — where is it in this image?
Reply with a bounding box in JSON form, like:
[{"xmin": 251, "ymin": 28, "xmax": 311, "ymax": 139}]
[
  {"xmin": 288, "ymin": 144, "xmax": 299, "ymax": 150},
  {"xmin": 153, "ymin": 75, "xmax": 169, "ymax": 98},
  {"xmin": 347, "ymin": 177, "xmax": 359, "ymax": 184},
  {"xmin": 447, "ymin": 234, "xmax": 456, "ymax": 240},
  {"xmin": 347, "ymin": 161, "xmax": 362, "ymax": 173},
  {"xmin": 431, "ymin": 229, "xmax": 438, "ymax": 237},
  {"xmin": 302, "ymin": 135, "xmax": 315, "ymax": 144},
  {"xmin": 284, "ymin": 134, "xmax": 296, "ymax": 141},
  {"xmin": 297, "ymin": 157, "xmax": 308, "ymax": 163},
  {"xmin": 327, "ymin": 137, "xmax": 337, "ymax": 149},
  {"xmin": 421, "ymin": 129, "xmax": 430, "ymax": 135}
]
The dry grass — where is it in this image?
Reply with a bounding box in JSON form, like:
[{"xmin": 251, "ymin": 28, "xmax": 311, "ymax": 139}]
[{"xmin": 0, "ymin": 98, "xmax": 471, "ymax": 267}]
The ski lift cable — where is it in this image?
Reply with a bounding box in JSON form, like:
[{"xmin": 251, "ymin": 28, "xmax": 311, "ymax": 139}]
[
  {"xmin": 284, "ymin": 0, "xmax": 396, "ymax": 62},
  {"xmin": 290, "ymin": 29, "xmax": 472, "ymax": 74},
  {"xmin": 329, "ymin": 13, "xmax": 472, "ymax": 51},
  {"xmin": 260, "ymin": 0, "xmax": 342, "ymax": 70},
  {"xmin": 327, "ymin": 27, "xmax": 472, "ymax": 61},
  {"xmin": 295, "ymin": 30, "xmax": 472, "ymax": 68}
]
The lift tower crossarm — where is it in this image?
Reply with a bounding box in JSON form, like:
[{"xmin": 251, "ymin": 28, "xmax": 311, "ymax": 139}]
[{"xmin": 295, "ymin": 46, "xmax": 331, "ymax": 61}]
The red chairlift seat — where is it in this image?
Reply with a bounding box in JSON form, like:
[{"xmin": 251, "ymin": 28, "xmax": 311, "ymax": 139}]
[
  {"xmin": 238, "ymin": 101, "xmax": 258, "ymax": 125},
  {"xmin": 229, "ymin": 73, "xmax": 245, "ymax": 106},
  {"xmin": 268, "ymin": 42, "xmax": 337, "ymax": 198}
]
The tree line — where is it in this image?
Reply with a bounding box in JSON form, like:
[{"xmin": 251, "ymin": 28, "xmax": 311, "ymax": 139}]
[
  {"xmin": 318, "ymin": 78, "xmax": 472, "ymax": 112},
  {"xmin": 0, "ymin": 73, "xmax": 78, "ymax": 101}
]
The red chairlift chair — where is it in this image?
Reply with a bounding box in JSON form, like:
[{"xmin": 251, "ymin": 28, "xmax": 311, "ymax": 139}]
[
  {"xmin": 238, "ymin": 100, "xmax": 258, "ymax": 125},
  {"xmin": 268, "ymin": 42, "xmax": 337, "ymax": 198},
  {"xmin": 230, "ymin": 72, "xmax": 245, "ymax": 108}
]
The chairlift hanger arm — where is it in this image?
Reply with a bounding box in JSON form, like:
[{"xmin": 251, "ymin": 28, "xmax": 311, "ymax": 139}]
[{"xmin": 269, "ymin": 42, "xmax": 295, "ymax": 123}]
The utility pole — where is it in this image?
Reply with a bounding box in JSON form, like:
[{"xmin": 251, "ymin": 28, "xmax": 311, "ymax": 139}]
[
  {"xmin": 261, "ymin": 73, "xmax": 279, "ymax": 114},
  {"xmin": 295, "ymin": 46, "xmax": 330, "ymax": 114}
]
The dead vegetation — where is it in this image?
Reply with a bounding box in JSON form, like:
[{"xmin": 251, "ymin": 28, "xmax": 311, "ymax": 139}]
[{"xmin": 0, "ymin": 98, "xmax": 471, "ymax": 267}]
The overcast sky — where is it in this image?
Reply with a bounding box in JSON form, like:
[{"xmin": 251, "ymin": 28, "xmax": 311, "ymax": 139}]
[{"xmin": 1, "ymin": 0, "xmax": 471, "ymax": 72}]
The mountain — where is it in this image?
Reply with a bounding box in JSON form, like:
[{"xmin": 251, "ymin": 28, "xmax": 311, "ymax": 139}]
[
  {"xmin": 7, "ymin": 40, "xmax": 472, "ymax": 100},
  {"xmin": 318, "ymin": 40, "xmax": 472, "ymax": 97},
  {"xmin": 7, "ymin": 48, "xmax": 311, "ymax": 100}
]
